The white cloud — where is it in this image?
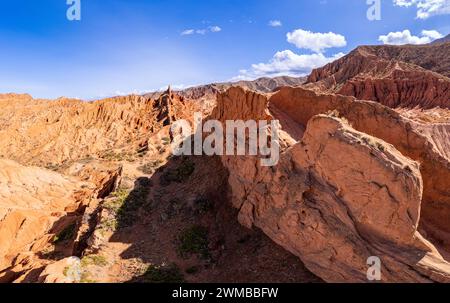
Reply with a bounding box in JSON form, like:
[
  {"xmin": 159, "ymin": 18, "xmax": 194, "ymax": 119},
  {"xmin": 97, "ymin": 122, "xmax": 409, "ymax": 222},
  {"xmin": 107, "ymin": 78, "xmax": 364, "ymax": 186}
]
[
  {"xmin": 234, "ymin": 28, "xmax": 347, "ymax": 80},
  {"xmin": 393, "ymin": 0, "xmax": 450, "ymax": 19},
  {"xmin": 210, "ymin": 26, "xmax": 222, "ymax": 32},
  {"xmin": 181, "ymin": 25, "xmax": 222, "ymax": 36},
  {"xmin": 394, "ymin": 0, "xmax": 416, "ymax": 5},
  {"xmin": 181, "ymin": 29, "xmax": 195, "ymax": 36},
  {"xmin": 286, "ymin": 29, "xmax": 347, "ymax": 53},
  {"xmin": 422, "ymin": 29, "xmax": 445, "ymax": 39},
  {"xmin": 268, "ymin": 20, "xmax": 282, "ymax": 27},
  {"xmin": 233, "ymin": 50, "xmax": 345, "ymax": 80},
  {"xmin": 378, "ymin": 29, "xmax": 443, "ymax": 44}
]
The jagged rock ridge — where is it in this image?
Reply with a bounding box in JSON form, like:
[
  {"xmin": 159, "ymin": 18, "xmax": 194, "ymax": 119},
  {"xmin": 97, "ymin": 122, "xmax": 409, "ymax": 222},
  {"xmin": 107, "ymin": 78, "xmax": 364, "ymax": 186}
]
[
  {"xmin": 306, "ymin": 43, "xmax": 450, "ymax": 109},
  {"xmin": 0, "ymin": 88, "xmax": 193, "ymax": 167}
]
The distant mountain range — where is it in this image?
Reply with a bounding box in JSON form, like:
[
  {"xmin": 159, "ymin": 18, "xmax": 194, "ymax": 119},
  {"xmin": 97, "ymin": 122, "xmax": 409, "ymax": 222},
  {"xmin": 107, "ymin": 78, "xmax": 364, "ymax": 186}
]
[{"xmin": 432, "ymin": 33, "xmax": 450, "ymax": 44}]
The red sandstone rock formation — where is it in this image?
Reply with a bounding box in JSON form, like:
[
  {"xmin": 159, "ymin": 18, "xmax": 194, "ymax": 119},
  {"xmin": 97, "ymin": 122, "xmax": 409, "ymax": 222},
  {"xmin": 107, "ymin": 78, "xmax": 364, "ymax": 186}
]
[
  {"xmin": 306, "ymin": 44, "xmax": 450, "ymax": 109},
  {"xmin": 212, "ymin": 86, "xmax": 450, "ymax": 282},
  {"xmin": 270, "ymin": 87, "xmax": 450, "ymax": 241}
]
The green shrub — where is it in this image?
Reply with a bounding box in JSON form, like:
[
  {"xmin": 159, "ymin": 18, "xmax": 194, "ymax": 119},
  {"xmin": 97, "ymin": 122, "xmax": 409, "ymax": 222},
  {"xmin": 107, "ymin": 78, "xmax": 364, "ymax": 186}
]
[
  {"xmin": 138, "ymin": 160, "xmax": 163, "ymax": 174},
  {"xmin": 185, "ymin": 266, "xmax": 199, "ymax": 275},
  {"xmin": 161, "ymin": 158, "xmax": 195, "ymax": 185},
  {"xmin": 98, "ymin": 218, "xmax": 118, "ymax": 232},
  {"xmin": 178, "ymin": 225, "xmax": 209, "ymax": 259},
  {"xmin": 53, "ymin": 223, "xmax": 76, "ymax": 244},
  {"xmin": 81, "ymin": 255, "xmax": 108, "ymax": 267},
  {"xmin": 63, "ymin": 266, "xmax": 70, "ymax": 277},
  {"xmin": 142, "ymin": 264, "xmax": 184, "ymax": 283},
  {"xmin": 103, "ymin": 189, "xmax": 129, "ymax": 212},
  {"xmin": 80, "ymin": 272, "xmax": 96, "ymax": 283},
  {"xmin": 104, "ymin": 179, "xmax": 151, "ymax": 229},
  {"xmin": 193, "ymin": 197, "xmax": 213, "ymax": 214},
  {"xmin": 161, "ymin": 137, "xmax": 171, "ymax": 145},
  {"xmin": 45, "ymin": 163, "xmax": 60, "ymax": 171}
]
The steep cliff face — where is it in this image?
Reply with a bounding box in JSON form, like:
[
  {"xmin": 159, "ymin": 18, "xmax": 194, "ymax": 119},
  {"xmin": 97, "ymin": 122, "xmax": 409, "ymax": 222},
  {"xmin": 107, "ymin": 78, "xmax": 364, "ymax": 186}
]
[
  {"xmin": 306, "ymin": 45, "xmax": 450, "ymax": 109},
  {"xmin": 212, "ymin": 87, "xmax": 450, "ymax": 282},
  {"xmin": 270, "ymin": 87, "xmax": 450, "ymax": 239}
]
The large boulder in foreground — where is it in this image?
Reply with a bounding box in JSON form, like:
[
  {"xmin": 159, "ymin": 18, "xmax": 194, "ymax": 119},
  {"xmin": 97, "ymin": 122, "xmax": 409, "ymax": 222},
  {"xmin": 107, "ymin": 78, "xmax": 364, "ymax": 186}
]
[
  {"xmin": 214, "ymin": 87, "xmax": 450, "ymax": 282},
  {"xmin": 269, "ymin": 87, "xmax": 450, "ymax": 245}
]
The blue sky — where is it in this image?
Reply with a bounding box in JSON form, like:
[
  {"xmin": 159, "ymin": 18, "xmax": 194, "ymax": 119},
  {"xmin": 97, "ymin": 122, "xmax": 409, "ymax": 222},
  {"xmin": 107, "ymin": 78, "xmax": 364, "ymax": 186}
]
[{"xmin": 0, "ymin": 0, "xmax": 448, "ymax": 99}]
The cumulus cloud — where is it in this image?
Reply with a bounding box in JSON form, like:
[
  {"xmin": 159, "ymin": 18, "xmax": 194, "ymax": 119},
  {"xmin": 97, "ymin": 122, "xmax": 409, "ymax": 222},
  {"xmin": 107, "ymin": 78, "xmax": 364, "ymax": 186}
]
[
  {"xmin": 286, "ymin": 29, "xmax": 347, "ymax": 53},
  {"xmin": 233, "ymin": 28, "xmax": 347, "ymax": 80},
  {"xmin": 393, "ymin": 0, "xmax": 450, "ymax": 19},
  {"xmin": 378, "ymin": 29, "xmax": 443, "ymax": 44},
  {"xmin": 234, "ymin": 51, "xmax": 345, "ymax": 80},
  {"xmin": 268, "ymin": 20, "xmax": 282, "ymax": 27},
  {"xmin": 210, "ymin": 26, "xmax": 222, "ymax": 32},
  {"xmin": 181, "ymin": 25, "xmax": 222, "ymax": 36}
]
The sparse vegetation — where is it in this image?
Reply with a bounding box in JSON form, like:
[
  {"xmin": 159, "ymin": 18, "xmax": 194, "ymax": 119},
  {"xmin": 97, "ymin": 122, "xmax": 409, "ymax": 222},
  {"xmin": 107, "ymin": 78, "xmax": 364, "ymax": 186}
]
[
  {"xmin": 160, "ymin": 199, "xmax": 184, "ymax": 222},
  {"xmin": 63, "ymin": 266, "xmax": 70, "ymax": 277},
  {"xmin": 141, "ymin": 264, "xmax": 184, "ymax": 283},
  {"xmin": 101, "ymin": 150, "xmax": 123, "ymax": 161},
  {"xmin": 80, "ymin": 272, "xmax": 96, "ymax": 283},
  {"xmin": 45, "ymin": 163, "xmax": 60, "ymax": 171},
  {"xmin": 81, "ymin": 254, "xmax": 108, "ymax": 267},
  {"xmin": 98, "ymin": 218, "xmax": 118, "ymax": 233},
  {"xmin": 237, "ymin": 234, "xmax": 252, "ymax": 244},
  {"xmin": 193, "ymin": 197, "xmax": 213, "ymax": 214},
  {"xmin": 161, "ymin": 158, "xmax": 195, "ymax": 185},
  {"xmin": 53, "ymin": 223, "xmax": 77, "ymax": 244},
  {"xmin": 100, "ymin": 150, "xmax": 135, "ymax": 162},
  {"xmin": 361, "ymin": 136, "xmax": 386, "ymax": 152},
  {"xmin": 178, "ymin": 225, "xmax": 210, "ymax": 259},
  {"xmin": 138, "ymin": 159, "xmax": 163, "ymax": 174},
  {"xmin": 103, "ymin": 178, "xmax": 152, "ymax": 229},
  {"xmin": 39, "ymin": 246, "xmax": 65, "ymax": 261},
  {"xmin": 185, "ymin": 266, "xmax": 199, "ymax": 275},
  {"xmin": 161, "ymin": 137, "xmax": 171, "ymax": 145},
  {"xmin": 103, "ymin": 188, "xmax": 129, "ymax": 212}
]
